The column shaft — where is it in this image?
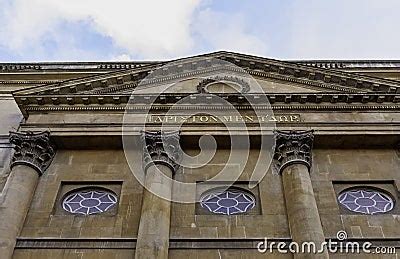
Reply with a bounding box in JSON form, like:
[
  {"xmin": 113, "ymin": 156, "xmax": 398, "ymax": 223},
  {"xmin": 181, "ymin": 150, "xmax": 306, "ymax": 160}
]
[
  {"xmin": 0, "ymin": 166, "xmax": 39, "ymax": 258},
  {"xmin": 0, "ymin": 131, "xmax": 55, "ymax": 259},
  {"xmin": 135, "ymin": 131, "xmax": 181, "ymax": 259},
  {"xmin": 135, "ymin": 164, "xmax": 173, "ymax": 259},
  {"xmin": 282, "ymin": 164, "xmax": 328, "ymax": 258},
  {"xmin": 274, "ymin": 130, "xmax": 328, "ymax": 258}
]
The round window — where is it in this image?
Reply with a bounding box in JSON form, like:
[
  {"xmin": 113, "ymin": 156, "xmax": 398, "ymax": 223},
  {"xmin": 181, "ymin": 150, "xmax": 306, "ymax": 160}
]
[
  {"xmin": 62, "ymin": 189, "xmax": 118, "ymax": 215},
  {"xmin": 338, "ymin": 188, "xmax": 394, "ymax": 215},
  {"xmin": 200, "ymin": 189, "xmax": 255, "ymax": 215}
]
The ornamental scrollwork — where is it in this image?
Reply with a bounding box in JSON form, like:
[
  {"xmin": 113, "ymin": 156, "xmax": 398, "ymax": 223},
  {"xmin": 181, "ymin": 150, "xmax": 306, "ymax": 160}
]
[
  {"xmin": 197, "ymin": 76, "xmax": 250, "ymax": 94},
  {"xmin": 273, "ymin": 130, "xmax": 314, "ymax": 174},
  {"xmin": 142, "ymin": 131, "xmax": 182, "ymax": 173},
  {"xmin": 9, "ymin": 131, "xmax": 56, "ymax": 176}
]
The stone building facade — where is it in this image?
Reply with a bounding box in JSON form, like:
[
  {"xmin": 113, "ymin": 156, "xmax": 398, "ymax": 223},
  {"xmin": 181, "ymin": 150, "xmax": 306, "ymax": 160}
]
[{"xmin": 0, "ymin": 52, "xmax": 400, "ymax": 258}]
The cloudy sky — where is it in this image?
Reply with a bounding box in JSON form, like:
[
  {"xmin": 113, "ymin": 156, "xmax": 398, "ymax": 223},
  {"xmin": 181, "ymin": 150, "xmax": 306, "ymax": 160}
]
[{"xmin": 0, "ymin": 0, "xmax": 399, "ymax": 61}]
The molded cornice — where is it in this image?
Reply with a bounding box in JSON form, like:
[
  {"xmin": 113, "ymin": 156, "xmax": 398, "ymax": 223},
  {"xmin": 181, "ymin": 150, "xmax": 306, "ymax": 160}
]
[{"xmin": 15, "ymin": 93, "xmax": 400, "ymax": 107}]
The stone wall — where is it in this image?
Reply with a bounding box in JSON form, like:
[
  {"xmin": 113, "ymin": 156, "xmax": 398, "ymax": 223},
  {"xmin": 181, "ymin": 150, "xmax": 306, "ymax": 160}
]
[
  {"xmin": 19, "ymin": 150, "xmax": 143, "ymax": 239},
  {"xmin": 12, "ymin": 148, "xmax": 400, "ymax": 257},
  {"xmin": 313, "ymin": 149, "xmax": 400, "ymax": 239}
]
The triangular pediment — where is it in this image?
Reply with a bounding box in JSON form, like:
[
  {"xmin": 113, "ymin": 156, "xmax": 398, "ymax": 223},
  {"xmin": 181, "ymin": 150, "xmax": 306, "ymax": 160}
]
[
  {"xmin": 14, "ymin": 51, "xmax": 400, "ymax": 96},
  {"xmin": 12, "ymin": 51, "xmax": 400, "ymax": 116}
]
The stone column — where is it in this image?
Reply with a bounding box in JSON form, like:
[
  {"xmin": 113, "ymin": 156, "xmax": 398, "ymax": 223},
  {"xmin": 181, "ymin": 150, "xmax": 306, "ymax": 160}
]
[
  {"xmin": 0, "ymin": 131, "xmax": 56, "ymax": 259},
  {"xmin": 135, "ymin": 131, "xmax": 181, "ymax": 259},
  {"xmin": 274, "ymin": 130, "xmax": 328, "ymax": 259}
]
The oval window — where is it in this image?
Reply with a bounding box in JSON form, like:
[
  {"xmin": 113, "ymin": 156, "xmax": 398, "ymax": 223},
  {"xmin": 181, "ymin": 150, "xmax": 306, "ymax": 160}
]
[
  {"xmin": 200, "ymin": 188, "xmax": 255, "ymax": 215},
  {"xmin": 62, "ymin": 189, "xmax": 118, "ymax": 215},
  {"xmin": 338, "ymin": 188, "xmax": 394, "ymax": 215}
]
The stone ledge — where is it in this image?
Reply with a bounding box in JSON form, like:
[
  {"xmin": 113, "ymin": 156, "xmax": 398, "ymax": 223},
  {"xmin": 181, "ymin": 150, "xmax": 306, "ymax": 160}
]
[{"xmin": 15, "ymin": 238, "xmax": 400, "ymax": 249}]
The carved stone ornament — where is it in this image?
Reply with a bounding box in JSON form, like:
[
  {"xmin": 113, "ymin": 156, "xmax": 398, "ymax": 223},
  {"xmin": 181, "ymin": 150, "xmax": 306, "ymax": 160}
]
[
  {"xmin": 273, "ymin": 130, "xmax": 314, "ymax": 174},
  {"xmin": 197, "ymin": 76, "xmax": 250, "ymax": 94},
  {"xmin": 142, "ymin": 131, "xmax": 182, "ymax": 173},
  {"xmin": 9, "ymin": 131, "xmax": 56, "ymax": 176}
]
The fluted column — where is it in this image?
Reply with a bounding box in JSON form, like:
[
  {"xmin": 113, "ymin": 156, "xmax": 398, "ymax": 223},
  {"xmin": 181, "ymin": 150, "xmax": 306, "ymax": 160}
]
[
  {"xmin": 0, "ymin": 131, "xmax": 56, "ymax": 259},
  {"xmin": 135, "ymin": 131, "xmax": 181, "ymax": 259},
  {"xmin": 274, "ymin": 130, "xmax": 328, "ymax": 259}
]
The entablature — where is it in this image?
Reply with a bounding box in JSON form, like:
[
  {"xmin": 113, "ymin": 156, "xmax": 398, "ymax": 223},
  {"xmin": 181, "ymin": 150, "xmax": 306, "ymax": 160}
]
[{"xmin": 14, "ymin": 93, "xmax": 400, "ymax": 117}]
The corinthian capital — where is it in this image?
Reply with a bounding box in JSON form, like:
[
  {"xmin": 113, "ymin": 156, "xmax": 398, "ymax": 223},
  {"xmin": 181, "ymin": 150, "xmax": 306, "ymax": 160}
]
[
  {"xmin": 274, "ymin": 130, "xmax": 314, "ymax": 174},
  {"xmin": 9, "ymin": 131, "xmax": 56, "ymax": 176},
  {"xmin": 142, "ymin": 131, "xmax": 182, "ymax": 173}
]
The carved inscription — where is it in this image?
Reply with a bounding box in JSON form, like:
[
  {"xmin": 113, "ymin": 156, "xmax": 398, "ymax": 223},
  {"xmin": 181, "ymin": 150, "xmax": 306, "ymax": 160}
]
[{"xmin": 147, "ymin": 114, "xmax": 301, "ymax": 124}]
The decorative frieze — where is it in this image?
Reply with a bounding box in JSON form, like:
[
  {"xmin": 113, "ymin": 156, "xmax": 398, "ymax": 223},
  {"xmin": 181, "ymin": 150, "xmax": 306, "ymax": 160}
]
[
  {"xmin": 9, "ymin": 131, "xmax": 56, "ymax": 176},
  {"xmin": 142, "ymin": 131, "xmax": 182, "ymax": 173},
  {"xmin": 273, "ymin": 130, "xmax": 314, "ymax": 174}
]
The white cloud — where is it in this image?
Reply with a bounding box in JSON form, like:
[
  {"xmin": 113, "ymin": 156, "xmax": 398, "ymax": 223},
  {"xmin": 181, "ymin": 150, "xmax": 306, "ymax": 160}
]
[
  {"xmin": 0, "ymin": 0, "xmax": 202, "ymax": 59},
  {"xmin": 193, "ymin": 8, "xmax": 268, "ymax": 56},
  {"xmin": 0, "ymin": 0, "xmax": 269, "ymax": 60},
  {"xmin": 286, "ymin": 0, "xmax": 400, "ymax": 59},
  {"xmin": 113, "ymin": 54, "xmax": 132, "ymax": 61},
  {"xmin": 3, "ymin": 0, "xmax": 398, "ymax": 60}
]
